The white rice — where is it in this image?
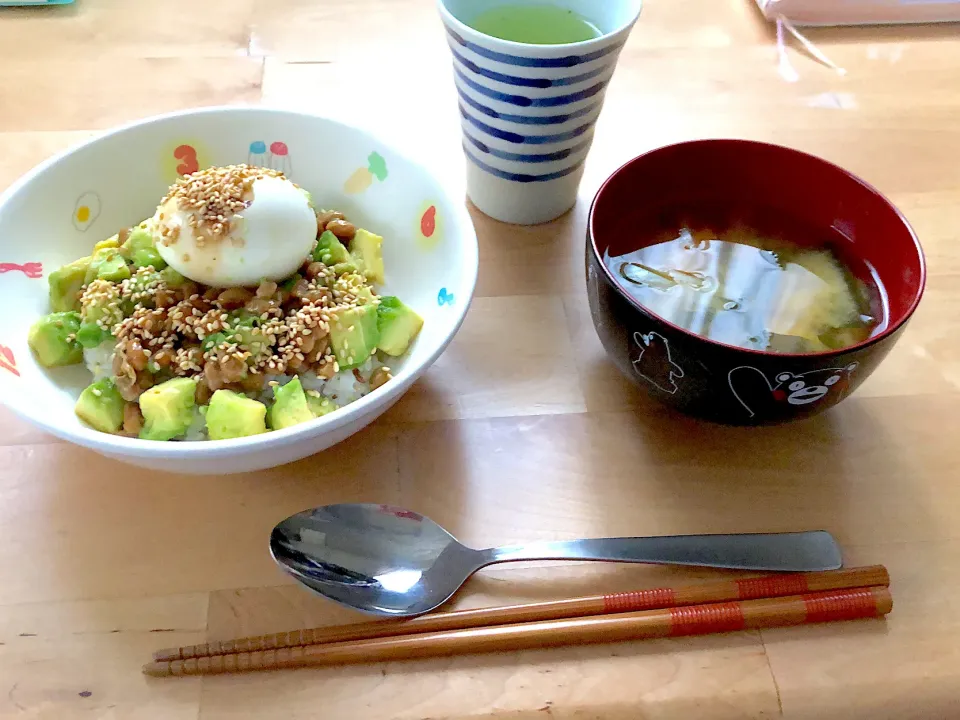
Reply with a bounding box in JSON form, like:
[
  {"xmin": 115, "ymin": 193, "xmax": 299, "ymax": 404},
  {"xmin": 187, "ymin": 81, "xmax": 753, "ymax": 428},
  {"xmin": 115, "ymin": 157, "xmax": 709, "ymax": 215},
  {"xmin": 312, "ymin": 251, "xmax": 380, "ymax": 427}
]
[
  {"xmin": 83, "ymin": 340, "xmax": 117, "ymax": 381},
  {"xmin": 182, "ymin": 406, "xmax": 208, "ymax": 441},
  {"xmin": 260, "ymin": 355, "xmax": 385, "ymax": 408}
]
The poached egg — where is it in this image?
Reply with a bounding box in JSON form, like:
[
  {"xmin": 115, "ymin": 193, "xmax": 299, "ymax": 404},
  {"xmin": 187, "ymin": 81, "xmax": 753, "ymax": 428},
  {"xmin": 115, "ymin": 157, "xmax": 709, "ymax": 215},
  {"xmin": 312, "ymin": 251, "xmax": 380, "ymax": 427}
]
[{"xmin": 151, "ymin": 165, "xmax": 317, "ymax": 287}]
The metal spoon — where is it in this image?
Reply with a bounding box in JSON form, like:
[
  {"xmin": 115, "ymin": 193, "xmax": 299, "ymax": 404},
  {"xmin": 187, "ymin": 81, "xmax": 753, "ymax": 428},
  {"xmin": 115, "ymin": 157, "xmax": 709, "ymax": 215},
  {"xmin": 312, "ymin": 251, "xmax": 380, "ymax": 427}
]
[{"xmin": 269, "ymin": 503, "xmax": 842, "ymax": 617}]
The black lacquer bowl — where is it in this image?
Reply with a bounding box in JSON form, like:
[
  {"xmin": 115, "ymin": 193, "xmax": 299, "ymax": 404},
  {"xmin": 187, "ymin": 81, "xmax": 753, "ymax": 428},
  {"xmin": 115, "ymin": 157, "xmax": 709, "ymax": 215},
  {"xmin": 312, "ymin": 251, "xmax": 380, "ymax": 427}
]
[{"xmin": 586, "ymin": 140, "xmax": 926, "ymax": 425}]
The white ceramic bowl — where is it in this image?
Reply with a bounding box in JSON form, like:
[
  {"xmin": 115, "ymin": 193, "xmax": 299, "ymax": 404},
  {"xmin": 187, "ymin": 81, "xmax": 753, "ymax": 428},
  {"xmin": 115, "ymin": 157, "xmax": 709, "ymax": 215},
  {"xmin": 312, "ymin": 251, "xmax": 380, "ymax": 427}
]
[{"xmin": 0, "ymin": 107, "xmax": 478, "ymax": 474}]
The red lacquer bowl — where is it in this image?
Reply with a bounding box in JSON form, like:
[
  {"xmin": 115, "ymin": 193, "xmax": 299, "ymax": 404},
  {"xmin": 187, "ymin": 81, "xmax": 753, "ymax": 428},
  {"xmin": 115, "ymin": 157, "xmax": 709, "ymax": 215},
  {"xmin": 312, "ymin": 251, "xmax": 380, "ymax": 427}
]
[{"xmin": 586, "ymin": 139, "xmax": 926, "ymax": 425}]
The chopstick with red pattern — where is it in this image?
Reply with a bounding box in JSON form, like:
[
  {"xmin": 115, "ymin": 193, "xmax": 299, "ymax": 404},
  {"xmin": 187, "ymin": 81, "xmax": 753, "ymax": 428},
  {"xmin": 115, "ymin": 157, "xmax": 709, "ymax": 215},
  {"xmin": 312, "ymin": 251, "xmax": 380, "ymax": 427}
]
[
  {"xmin": 154, "ymin": 565, "xmax": 888, "ymax": 662},
  {"xmin": 153, "ymin": 565, "xmax": 888, "ymax": 662},
  {"xmin": 145, "ymin": 585, "xmax": 890, "ymax": 676}
]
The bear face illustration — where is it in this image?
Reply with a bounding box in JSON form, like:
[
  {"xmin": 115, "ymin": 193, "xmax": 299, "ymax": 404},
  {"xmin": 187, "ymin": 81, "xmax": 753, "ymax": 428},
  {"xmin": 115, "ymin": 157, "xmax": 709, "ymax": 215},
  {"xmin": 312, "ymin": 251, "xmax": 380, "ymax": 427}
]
[
  {"xmin": 728, "ymin": 363, "xmax": 858, "ymax": 418},
  {"xmin": 769, "ymin": 367, "xmax": 855, "ymax": 406}
]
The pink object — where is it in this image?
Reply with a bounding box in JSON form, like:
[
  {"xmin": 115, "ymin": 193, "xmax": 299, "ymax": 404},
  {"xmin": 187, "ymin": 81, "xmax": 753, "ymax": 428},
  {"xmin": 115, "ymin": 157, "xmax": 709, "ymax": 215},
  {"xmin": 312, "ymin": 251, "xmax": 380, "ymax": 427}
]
[
  {"xmin": 0, "ymin": 344, "xmax": 19, "ymax": 377},
  {"xmin": 0, "ymin": 261, "xmax": 42, "ymax": 278},
  {"xmin": 269, "ymin": 142, "xmax": 288, "ymax": 156},
  {"xmin": 755, "ymin": 0, "xmax": 960, "ymax": 26}
]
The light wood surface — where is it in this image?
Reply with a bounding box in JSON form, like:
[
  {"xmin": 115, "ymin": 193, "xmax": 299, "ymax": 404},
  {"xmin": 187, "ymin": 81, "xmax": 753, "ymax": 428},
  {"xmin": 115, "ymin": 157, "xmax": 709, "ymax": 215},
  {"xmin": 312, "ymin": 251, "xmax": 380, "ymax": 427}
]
[
  {"xmin": 0, "ymin": 1, "xmax": 958, "ymax": 718},
  {"xmin": 150, "ymin": 566, "xmax": 891, "ymax": 664},
  {"xmin": 144, "ymin": 587, "xmax": 894, "ymax": 677}
]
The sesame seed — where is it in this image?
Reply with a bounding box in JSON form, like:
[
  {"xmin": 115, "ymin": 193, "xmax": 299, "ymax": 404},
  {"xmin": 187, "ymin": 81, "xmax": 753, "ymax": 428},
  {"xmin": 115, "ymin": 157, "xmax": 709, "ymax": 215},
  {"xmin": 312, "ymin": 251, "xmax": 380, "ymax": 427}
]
[
  {"xmin": 92, "ymin": 202, "xmax": 379, "ymax": 388},
  {"xmin": 160, "ymin": 164, "xmax": 282, "ymax": 241}
]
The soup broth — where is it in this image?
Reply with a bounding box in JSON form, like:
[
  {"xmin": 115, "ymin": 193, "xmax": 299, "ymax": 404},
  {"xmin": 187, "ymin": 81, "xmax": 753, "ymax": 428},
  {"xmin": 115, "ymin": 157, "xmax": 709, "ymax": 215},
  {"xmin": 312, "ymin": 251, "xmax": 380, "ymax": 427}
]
[{"xmin": 603, "ymin": 223, "xmax": 883, "ymax": 354}]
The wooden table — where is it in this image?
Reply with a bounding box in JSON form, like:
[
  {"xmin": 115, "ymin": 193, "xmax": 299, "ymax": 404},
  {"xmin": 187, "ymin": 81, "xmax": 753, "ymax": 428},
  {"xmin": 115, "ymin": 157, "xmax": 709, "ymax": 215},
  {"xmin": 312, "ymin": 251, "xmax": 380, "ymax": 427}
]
[{"xmin": 1, "ymin": 1, "xmax": 958, "ymax": 718}]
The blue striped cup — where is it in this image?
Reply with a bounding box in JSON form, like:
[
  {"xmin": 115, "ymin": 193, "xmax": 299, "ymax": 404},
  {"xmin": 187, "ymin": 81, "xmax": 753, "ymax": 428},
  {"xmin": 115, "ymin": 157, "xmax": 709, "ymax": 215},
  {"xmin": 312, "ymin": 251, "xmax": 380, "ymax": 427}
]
[{"xmin": 438, "ymin": 0, "xmax": 642, "ymax": 225}]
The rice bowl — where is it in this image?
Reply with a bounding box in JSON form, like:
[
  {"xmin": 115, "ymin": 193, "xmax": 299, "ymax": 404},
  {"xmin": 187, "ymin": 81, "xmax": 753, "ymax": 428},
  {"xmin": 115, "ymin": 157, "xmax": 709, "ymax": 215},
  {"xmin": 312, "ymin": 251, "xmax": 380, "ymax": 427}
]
[{"xmin": 0, "ymin": 107, "xmax": 478, "ymax": 474}]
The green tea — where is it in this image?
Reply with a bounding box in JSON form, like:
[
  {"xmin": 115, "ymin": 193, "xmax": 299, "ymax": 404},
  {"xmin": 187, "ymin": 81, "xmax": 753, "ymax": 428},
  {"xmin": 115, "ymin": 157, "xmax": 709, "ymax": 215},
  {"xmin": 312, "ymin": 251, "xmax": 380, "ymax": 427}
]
[{"xmin": 468, "ymin": 5, "xmax": 602, "ymax": 44}]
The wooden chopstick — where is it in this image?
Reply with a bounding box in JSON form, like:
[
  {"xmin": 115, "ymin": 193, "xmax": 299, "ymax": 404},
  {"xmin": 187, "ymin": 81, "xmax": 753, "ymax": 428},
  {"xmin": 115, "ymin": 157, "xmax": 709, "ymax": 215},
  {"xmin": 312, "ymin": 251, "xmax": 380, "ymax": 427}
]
[
  {"xmin": 144, "ymin": 585, "xmax": 892, "ymax": 677},
  {"xmin": 154, "ymin": 565, "xmax": 888, "ymax": 662},
  {"xmin": 151, "ymin": 566, "xmax": 888, "ymax": 662}
]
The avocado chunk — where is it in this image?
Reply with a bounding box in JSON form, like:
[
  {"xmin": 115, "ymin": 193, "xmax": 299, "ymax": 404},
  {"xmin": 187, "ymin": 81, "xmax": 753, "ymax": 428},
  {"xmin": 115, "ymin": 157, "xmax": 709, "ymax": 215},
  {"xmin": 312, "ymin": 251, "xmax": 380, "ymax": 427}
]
[
  {"xmin": 329, "ymin": 304, "xmax": 379, "ymax": 369},
  {"xmin": 351, "ymin": 228, "xmax": 385, "ymax": 284},
  {"xmin": 27, "ymin": 311, "xmax": 83, "ymax": 367},
  {"xmin": 138, "ymin": 377, "xmax": 197, "ymax": 441},
  {"xmin": 159, "ymin": 266, "xmax": 187, "ymax": 287},
  {"xmin": 86, "ymin": 248, "xmax": 131, "ymax": 283},
  {"xmin": 354, "ymin": 284, "xmax": 377, "ymax": 306},
  {"xmin": 312, "ymin": 230, "xmax": 353, "ymax": 266},
  {"xmin": 202, "ymin": 313, "xmax": 269, "ymax": 363},
  {"xmin": 339, "ymin": 272, "xmax": 377, "ymax": 305},
  {"xmin": 269, "ymin": 377, "xmax": 315, "ymax": 430},
  {"xmin": 48, "ymin": 257, "xmax": 92, "ymax": 312},
  {"xmin": 306, "ymin": 393, "xmax": 337, "ymax": 418},
  {"xmin": 332, "ymin": 260, "xmax": 358, "ymax": 276},
  {"xmin": 206, "ymin": 389, "xmax": 267, "ymax": 440},
  {"xmin": 376, "ymin": 296, "xmax": 423, "ymax": 356},
  {"xmin": 125, "ymin": 267, "xmax": 163, "ymax": 303},
  {"xmin": 94, "ymin": 234, "xmax": 120, "ymax": 252},
  {"xmin": 80, "ymin": 278, "xmax": 124, "ymax": 328},
  {"xmin": 122, "ymin": 228, "xmax": 167, "ymax": 269},
  {"xmin": 97, "ymin": 254, "xmax": 131, "ymax": 282},
  {"xmin": 131, "ymin": 247, "xmax": 167, "ymax": 270},
  {"xmin": 121, "ymin": 227, "xmax": 154, "ymax": 252},
  {"xmin": 74, "ymin": 378, "xmax": 125, "ymax": 433},
  {"xmin": 76, "ymin": 320, "xmax": 111, "ymax": 349}
]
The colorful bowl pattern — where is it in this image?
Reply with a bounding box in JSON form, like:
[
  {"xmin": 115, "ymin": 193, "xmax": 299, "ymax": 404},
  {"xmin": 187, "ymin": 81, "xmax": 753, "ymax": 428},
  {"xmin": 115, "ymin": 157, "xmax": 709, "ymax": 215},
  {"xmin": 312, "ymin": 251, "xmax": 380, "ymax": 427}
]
[{"xmin": 0, "ymin": 107, "xmax": 478, "ymax": 473}]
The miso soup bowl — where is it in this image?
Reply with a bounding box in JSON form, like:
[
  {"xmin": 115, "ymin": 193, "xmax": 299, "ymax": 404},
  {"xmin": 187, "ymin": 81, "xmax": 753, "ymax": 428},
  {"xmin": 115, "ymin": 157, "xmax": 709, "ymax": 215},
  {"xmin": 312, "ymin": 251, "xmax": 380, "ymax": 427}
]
[{"xmin": 586, "ymin": 139, "xmax": 926, "ymax": 425}]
